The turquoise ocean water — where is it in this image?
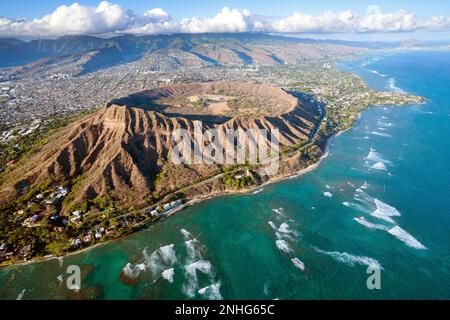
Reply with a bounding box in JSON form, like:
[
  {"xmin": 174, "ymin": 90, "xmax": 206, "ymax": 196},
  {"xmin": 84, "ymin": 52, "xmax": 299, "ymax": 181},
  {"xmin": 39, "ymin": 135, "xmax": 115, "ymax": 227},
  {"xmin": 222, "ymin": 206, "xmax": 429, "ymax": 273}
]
[{"xmin": 1, "ymin": 51, "xmax": 449, "ymax": 300}]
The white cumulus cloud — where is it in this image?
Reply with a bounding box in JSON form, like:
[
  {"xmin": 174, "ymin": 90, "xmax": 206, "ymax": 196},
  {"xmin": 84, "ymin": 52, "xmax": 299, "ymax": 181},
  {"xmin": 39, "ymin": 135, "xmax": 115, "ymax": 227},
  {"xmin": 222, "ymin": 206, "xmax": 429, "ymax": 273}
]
[
  {"xmin": 179, "ymin": 7, "xmax": 251, "ymax": 33},
  {"xmin": 127, "ymin": 7, "xmax": 252, "ymax": 35},
  {"xmin": 267, "ymin": 5, "xmax": 447, "ymax": 33},
  {"xmin": 269, "ymin": 10, "xmax": 357, "ymax": 33},
  {"xmin": 0, "ymin": 2, "xmax": 450, "ymax": 38},
  {"xmin": 0, "ymin": 1, "xmax": 134, "ymax": 37},
  {"xmin": 143, "ymin": 8, "xmax": 171, "ymax": 22}
]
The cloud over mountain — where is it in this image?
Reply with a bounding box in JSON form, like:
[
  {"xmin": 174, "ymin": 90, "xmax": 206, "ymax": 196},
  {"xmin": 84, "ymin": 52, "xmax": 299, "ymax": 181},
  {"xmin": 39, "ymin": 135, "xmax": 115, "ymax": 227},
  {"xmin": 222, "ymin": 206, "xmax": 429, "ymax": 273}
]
[{"xmin": 1, "ymin": 1, "xmax": 450, "ymax": 38}]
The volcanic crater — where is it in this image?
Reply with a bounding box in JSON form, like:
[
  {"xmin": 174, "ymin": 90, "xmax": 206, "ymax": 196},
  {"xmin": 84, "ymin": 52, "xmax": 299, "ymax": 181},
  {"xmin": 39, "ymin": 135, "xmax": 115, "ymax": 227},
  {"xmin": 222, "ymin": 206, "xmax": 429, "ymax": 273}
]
[
  {"xmin": 108, "ymin": 81, "xmax": 300, "ymax": 122},
  {"xmin": 0, "ymin": 81, "xmax": 324, "ymax": 211}
]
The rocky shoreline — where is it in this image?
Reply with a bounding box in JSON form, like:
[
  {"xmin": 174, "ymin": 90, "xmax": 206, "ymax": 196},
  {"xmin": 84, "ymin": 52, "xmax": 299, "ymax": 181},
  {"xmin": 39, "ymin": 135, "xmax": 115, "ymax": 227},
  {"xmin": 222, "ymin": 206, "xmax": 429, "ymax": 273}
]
[
  {"xmin": 0, "ymin": 125, "xmax": 332, "ymax": 269},
  {"xmin": 0, "ymin": 65, "xmax": 425, "ymax": 268}
]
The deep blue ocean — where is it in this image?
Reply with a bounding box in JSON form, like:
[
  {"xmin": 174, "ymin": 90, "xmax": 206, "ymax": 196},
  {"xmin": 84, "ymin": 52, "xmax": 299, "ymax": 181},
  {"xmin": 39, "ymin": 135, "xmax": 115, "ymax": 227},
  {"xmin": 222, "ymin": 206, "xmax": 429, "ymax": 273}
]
[{"xmin": 1, "ymin": 50, "xmax": 449, "ymax": 300}]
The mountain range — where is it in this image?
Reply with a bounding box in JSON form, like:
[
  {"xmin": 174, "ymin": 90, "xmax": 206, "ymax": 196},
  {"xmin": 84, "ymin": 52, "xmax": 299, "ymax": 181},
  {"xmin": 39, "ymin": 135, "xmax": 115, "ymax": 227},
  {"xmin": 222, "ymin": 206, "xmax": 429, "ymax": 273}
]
[{"xmin": 0, "ymin": 33, "xmax": 422, "ymax": 72}]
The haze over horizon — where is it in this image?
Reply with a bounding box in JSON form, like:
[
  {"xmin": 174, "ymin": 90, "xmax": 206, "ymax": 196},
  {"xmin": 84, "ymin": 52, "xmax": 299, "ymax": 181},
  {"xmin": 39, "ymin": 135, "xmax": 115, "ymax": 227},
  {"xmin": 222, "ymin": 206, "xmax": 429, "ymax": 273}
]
[{"xmin": 1, "ymin": 0, "xmax": 450, "ymax": 41}]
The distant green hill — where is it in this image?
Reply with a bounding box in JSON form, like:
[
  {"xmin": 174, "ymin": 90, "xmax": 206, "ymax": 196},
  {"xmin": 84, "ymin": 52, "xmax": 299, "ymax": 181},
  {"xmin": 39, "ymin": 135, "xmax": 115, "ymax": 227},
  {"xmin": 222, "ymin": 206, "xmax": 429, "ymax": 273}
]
[{"xmin": 0, "ymin": 33, "xmax": 352, "ymax": 69}]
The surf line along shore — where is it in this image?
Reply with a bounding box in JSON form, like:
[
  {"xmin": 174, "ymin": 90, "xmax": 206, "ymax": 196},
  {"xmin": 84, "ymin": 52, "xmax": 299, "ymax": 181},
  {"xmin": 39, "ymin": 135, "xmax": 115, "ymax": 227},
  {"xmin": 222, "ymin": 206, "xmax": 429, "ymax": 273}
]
[
  {"xmin": 0, "ymin": 124, "xmax": 330, "ymax": 269},
  {"xmin": 0, "ymin": 75, "xmax": 424, "ymax": 268},
  {"xmin": 1, "ymin": 89, "xmax": 424, "ymax": 269}
]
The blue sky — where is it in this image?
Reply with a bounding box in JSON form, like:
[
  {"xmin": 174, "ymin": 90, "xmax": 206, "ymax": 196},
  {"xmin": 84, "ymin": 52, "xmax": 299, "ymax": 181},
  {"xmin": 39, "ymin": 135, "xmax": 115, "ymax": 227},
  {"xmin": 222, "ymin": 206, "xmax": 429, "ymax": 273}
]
[
  {"xmin": 2, "ymin": 0, "xmax": 450, "ymax": 20},
  {"xmin": 1, "ymin": 1, "xmax": 450, "ymax": 40}
]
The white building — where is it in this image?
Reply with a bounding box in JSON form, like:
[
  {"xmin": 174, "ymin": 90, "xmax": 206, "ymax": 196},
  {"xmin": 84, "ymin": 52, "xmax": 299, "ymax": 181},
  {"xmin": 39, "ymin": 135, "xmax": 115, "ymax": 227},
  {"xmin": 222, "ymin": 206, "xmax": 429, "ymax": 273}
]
[
  {"xmin": 150, "ymin": 210, "xmax": 159, "ymax": 217},
  {"xmin": 170, "ymin": 200, "xmax": 182, "ymax": 208}
]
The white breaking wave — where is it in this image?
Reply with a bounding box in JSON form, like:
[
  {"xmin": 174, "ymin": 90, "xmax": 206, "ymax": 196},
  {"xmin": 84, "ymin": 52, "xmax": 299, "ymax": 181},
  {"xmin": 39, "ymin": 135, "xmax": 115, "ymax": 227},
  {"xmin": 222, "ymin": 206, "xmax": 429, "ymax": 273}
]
[
  {"xmin": 291, "ymin": 258, "xmax": 305, "ymax": 271},
  {"xmin": 180, "ymin": 228, "xmax": 192, "ymax": 240},
  {"xmin": 388, "ymin": 78, "xmax": 404, "ymax": 93},
  {"xmin": 314, "ymin": 247, "xmax": 382, "ymax": 269},
  {"xmin": 361, "ymin": 181, "xmax": 369, "ymax": 189},
  {"xmin": 354, "ymin": 188, "xmax": 375, "ymax": 209},
  {"xmin": 16, "ymin": 289, "xmax": 26, "ymax": 300},
  {"xmin": 366, "ymin": 149, "xmax": 391, "ymax": 164},
  {"xmin": 158, "ymin": 244, "xmax": 178, "ymax": 265},
  {"xmin": 377, "ymin": 120, "xmax": 394, "ymax": 128},
  {"xmin": 353, "ymin": 187, "xmax": 400, "ymax": 225},
  {"xmin": 269, "ymin": 220, "xmax": 298, "ymax": 238},
  {"xmin": 268, "ymin": 221, "xmax": 277, "ymax": 231},
  {"xmin": 353, "ymin": 218, "xmax": 427, "ymax": 250},
  {"xmin": 345, "ymin": 202, "xmax": 373, "ymax": 215},
  {"xmin": 354, "ymin": 188, "xmax": 372, "ymax": 203},
  {"xmin": 371, "ymin": 211, "xmax": 395, "ymax": 223},
  {"xmin": 371, "ymin": 131, "xmax": 392, "ymax": 137},
  {"xmin": 350, "ymin": 189, "xmax": 426, "ymax": 250},
  {"xmin": 279, "ymin": 222, "xmax": 298, "ymax": 236},
  {"xmin": 276, "ymin": 222, "xmax": 299, "ymax": 241},
  {"xmin": 370, "ymin": 69, "xmax": 387, "ymax": 77},
  {"xmin": 388, "ymin": 226, "xmax": 427, "ymax": 250},
  {"xmin": 185, "ymin": 239, "xmax": 203, "ymax": 264},
  {"xmin": 122, "ymin": 262, "xmax": 146, "ymax": 279},
  {"xmin": 354, "ymin": 217, "xmax": 389, "ymax": 231},
  {"xmin": 185, "ymin": 260, "xmax": 213, "ymax": 278},
  {"xmin": 183, "ymin": 260, "xmax": 214, "ymax": 298},
  {"xmin": 253, "ymin": 188, "xmax": 264, "ymax": 194},
  {"xmin": 198, "ymin": 282, "xmax": 223, "ymax": 300},
  {"xmin": 272, "ymin": 208, "xmax": 285, "ymax": 217},
  {"xmin": 323, "ymin": 191, "xmax": 333, "ymax": 198},
  {"xmin": 161, "ymin": 268, "xmax": 175, "ymax": 283},
  {"xmin": 370, "ymin": 199, "xmax": 401, "ymax": 224},
  {"xmin": 371, "ymin": 162, "xmax": 388, "ymax": 171},
  {"xmin": 278, "ymin": 222, "xmax": 292, "ymax": 234},
  {"xmin": 275, "ymin": 231, "xmax": 292, "ymax": 241},
  {"xmin": 143, "ymin": 248, "xmax": 164, "ymax": 276},
  {"xmin": 273, "ymin": 231, "xmax": 283, "ymax": 240},
  {"xmin": 122, "ymin": 244, "xmax": 178, "ymax": 280},
  {"xmin": 276, "ymin": 240, "xmax": 293, "ymax": 254}
]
